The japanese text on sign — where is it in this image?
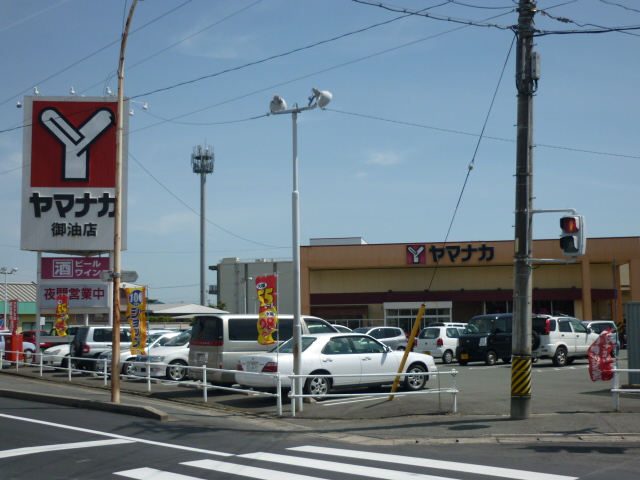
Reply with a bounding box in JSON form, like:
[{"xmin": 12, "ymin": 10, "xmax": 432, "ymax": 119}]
[{"xmin": 256, "ymin": 275, "xmax": 278, "ymax": 345}]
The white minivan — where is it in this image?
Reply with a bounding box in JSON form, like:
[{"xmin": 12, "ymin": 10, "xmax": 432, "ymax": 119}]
[
  {"xmin": 188, "ymin": 314, "xmax": 338, "ymax": 385},
  {"xmin": 415, "ymin": 323, "xmax": 466, "ymax": 364}
]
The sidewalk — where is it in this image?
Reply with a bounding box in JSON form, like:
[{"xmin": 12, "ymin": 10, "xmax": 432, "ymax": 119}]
[{"xmin": 1, "ymin": 369, "xmax": 639, "ymax": 445}]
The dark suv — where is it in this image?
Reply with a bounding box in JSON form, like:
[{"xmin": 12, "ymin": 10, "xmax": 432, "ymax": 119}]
[
  {"xmin": 456, "ymin": 314, "xmax": 513, "ymax": 366},
  {"xmin": 70, "ymin": 326, "xmax": 132, "ymax": 370}
]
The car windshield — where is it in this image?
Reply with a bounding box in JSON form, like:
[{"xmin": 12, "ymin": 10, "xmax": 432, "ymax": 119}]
[
  {"xmin": 353, "ymin": 327, "xmax": 370, "ymax": 334},
  {"xmin": 164, "ymin": 330, "xmax": 191, "ymax": 346},
  {"xmin": 268, "ymin": 337, "xmax": 317, "ymax": 353},
  {"xmin": 464, "ymin": 318, "xmax": 492, "ymax": 334}
]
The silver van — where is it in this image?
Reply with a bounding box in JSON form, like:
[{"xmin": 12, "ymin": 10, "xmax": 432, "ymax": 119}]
[{"xmin": 188, "ymin": 314, "xmax": 338, "ymax": 385}]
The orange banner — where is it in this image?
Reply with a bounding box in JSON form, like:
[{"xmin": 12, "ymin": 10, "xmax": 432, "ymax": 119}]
[
  {"xmin": 54, "ymin": 295, "xmax": 69, "ymax": 336},
  {"xmin": 126, "ymin": 287, "xmax": 147, "ymax": 355},
  {"xmin": 256, "ymin": 275, "xmax": 278, "ymax": 345}
]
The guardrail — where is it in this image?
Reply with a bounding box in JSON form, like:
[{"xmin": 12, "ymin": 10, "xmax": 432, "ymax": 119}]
[
  {"xmin": 287, "ymin": 370, "xmax": 458, "ymax": 417},
  {"xmin": 612, "ymin": 368, "xmax": 640, "ymax": 411},
  {"xmin": 8, "ymin": 353, "xmax": 458, "ymax": 417},
  {"xmin": 0, "ymin": 349, "xmax": 34, "ymax": 371}
]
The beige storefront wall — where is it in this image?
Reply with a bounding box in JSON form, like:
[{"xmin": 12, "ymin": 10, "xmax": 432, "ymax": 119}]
[{"xmin": 301, "ymin": 237, "xmax": 640, "ymax": 325}]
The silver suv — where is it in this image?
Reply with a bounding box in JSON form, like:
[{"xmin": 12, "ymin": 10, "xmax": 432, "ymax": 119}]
[
  {"xmin": 532, "ymin": 315, "xmax": 599, "ymax": 366},
  {"xmin": 352, "ymin": 326, "xmax": 408, "ymax": 350},
  {"xmin": 70, "ymin": 326, "xmax": 132, "ymax": 370}
]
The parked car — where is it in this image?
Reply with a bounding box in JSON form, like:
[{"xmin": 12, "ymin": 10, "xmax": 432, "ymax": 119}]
[
  {"xmin": 0, "ymin": 332, "xmax": 36, "ymax": 362},
  {"xmin": 582, "ymin": 320, "xmax": 622, "ymax": 344},
  {"xmin": 456, "ymin": 314, "xmax": 514, "ymax": 366},
  {"xmin": 352, "ymin": 326, "xmax": 409, "ymax": 351},
  {"xmin": 20, "ymin": 330, "xmax": 51, "ymax": 348},
  {"xmin": 41, "ymin": 343, "xmax": 71, "ymax": 367},
  {"xmin": 416, "ymin": 323, "xmax": 466, "ymax": 364},
  {"xmin": 70, "ymin": 326, "xmax": 133, "ymax": 370},
  {"xmin": 189, "ymin": 314, "xmax": 339, "ymax": 386},
  {"xmin": 131, "ymin": 329, "xmax": 192, "ymax": 381},
  {"xmin": 332, "ymin": 324, "xmax": 352, "ymax": 333},
  {"xmin": 532, "ymin": 315, "xmax": 600, "ymax": 366},
  {"xmin": 96, "ymin": 330, "xmax": 180, "ymax": 375},
  {"xmin": 236, "ymin": 332, "xmax": 437, "ymax": 397}
]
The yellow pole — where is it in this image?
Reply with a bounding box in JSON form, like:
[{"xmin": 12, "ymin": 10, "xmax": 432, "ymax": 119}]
[{"xmin": 389, "ymin": 304, "xmax": 425, "ymax": 400}]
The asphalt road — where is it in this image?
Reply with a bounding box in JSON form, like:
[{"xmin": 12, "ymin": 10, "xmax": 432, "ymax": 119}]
[{"xmin": 1, "ymin": 397, "xmax": 639, "ymax": 480}]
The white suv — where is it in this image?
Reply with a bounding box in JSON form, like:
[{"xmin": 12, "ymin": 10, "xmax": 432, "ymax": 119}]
[
  {"xmin": 416, "ymin": 323, "xmax": 466, "ymax": 364},
  {"xmin": 532, "ymin": 315, "xmax": 599, "ymax": 366}
]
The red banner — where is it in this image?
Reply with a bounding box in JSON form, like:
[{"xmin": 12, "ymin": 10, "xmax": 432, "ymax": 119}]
[
  {"xmin": 55, "ymin": 295, "xmax": 69, "ymax": 336},
  {"xmin": 9, "ymin": 299, "xmax": 19, "ymax": 334},
  {"xmin": 588, "ymin": 329, "xmax": 616, "ymax": 381},
  {"xmin": 256, "ymin": 275, "xmax": 278, "ymax": 345}
]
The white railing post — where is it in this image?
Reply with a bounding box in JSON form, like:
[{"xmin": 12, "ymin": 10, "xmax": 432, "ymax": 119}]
[
  {"xmin": 613, "ymin": 369, "xmax": 620, "ymax": 411},
  {"xmin": 276, "ymin": 373, "xmax": 282, "ymax": 416},
  {"xmin": 203, "ymin": 367, "xmax": 208, "ymax": 403}
]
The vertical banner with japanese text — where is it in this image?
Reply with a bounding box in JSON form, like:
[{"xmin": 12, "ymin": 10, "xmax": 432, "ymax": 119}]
[
  {"xmin": 256, "ymin": 275, "xmax": 278, "ymax": 345},
  {"xmin": 126, "ymin": 287, "xmax": 147, "ymax": 355},
  {"xmin": 55, "ymin": 295, "xmax": 69, "ymax": 336},
  {"xmin": 9, "ymin": 299, "xmax": 19, "ymax": 334}
]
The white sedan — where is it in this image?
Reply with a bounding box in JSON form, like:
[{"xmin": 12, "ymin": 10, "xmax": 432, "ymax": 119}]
[{"xmin": 236, "ymin": 333, "xmax": 437, "ymax": 397}]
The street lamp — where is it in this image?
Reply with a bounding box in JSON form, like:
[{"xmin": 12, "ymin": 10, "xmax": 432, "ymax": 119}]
[
  {"xmin": 269, "ymin": 87, "xmax": 332, "ymax": 411},
  {"xmin": 1, "ymin": 267, "xmax": 18, "ymax": 332}
]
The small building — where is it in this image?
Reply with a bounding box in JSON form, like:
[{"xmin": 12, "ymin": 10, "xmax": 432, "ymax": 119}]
[{"xmin": 0, "ymin": 282, "xmax": 38, "ymax": 331}]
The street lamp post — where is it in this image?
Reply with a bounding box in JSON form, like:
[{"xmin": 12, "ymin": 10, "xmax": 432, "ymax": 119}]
[
  {"xmin": 1, "ymin": 267, "xmax": 18, "ymax": 332},
  {"xmin": 269, "ymin": 88, "xmax": 332, "ymax": 412}
]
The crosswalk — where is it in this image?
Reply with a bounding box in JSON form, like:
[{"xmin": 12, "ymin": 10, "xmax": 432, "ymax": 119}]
[{"xmin": 114, "ymin": 445, "xmax": 579, "ymax": 480}]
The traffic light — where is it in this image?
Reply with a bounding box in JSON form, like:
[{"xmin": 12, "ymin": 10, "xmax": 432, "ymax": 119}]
[{"xmin": 559, "ymin": 215, "xmax": 586, "ymax": 256}]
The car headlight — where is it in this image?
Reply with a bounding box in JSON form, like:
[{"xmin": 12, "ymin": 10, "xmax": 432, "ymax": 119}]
[
  {"xmin": 46, "ymin": 349, "xmax": 62, "ymax": 356},
  {"xmin": 149, "ymin": 356, "xmax": 164, "ymax": 363},
  {"xmin": 479, "ymin": 337, "xmax": 487, "ymax": 347}
]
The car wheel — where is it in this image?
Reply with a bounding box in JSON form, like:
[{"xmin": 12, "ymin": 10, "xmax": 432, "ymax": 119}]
[
  {"xmin": 552, "ymin": 347, "xmax": 568, "ymax": 367},
  {"xmin": 458, "ymin": 358, "xmax": 469, "ymax": 366},
  {"xmin": 397, "ymin": 346, "xmax": 406, "ymax": 351},
  {"xmin": 62, "ymin": 356, "xmax": 77, "ymax": 370},
  {"xmin": 531, "ymin": 331, "xmax": 541, "ymax": 350},
  {"xmin": 485, "ymin": 351, "xmax": 497, "ymax": 366},
  {"xmin": 166, "ymin": 360, "xmax": 188, "ymax": 381},
  {"xmin": 442, "ymin": 350, "xmax": 453, "ymax": 364},
  {"xmin": 565, "ymin": 357, "xmax": 576, "ymax": 365},
  {"xmin": 404, "ymin": 363, "xmax": 427, "ymax": 390},
  {"xmin": 122, "ymin": 362, "xmax": 135, "ymax": 376},
  {"xmin": 304, "ymin": 372, "xmax": 331, "ymax": 399},
  {"xmin": 502, "ymin": 357, "xmax": 512, "ymax": 364}
]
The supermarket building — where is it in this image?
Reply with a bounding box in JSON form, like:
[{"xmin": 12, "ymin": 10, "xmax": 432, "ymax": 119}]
[{"xmin": 296, "ymin": 236, "xmax": 639, "ymax": 332}]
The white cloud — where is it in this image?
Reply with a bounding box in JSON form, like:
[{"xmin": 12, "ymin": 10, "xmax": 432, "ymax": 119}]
[{"xmin": 366, "ymin": 151, "xmax": 402, "ymax": 166}]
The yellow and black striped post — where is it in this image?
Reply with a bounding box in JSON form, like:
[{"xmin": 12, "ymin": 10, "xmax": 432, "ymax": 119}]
[{"xmin": 511, "ymin": 355, "xmax": 532, "ymax": 397}]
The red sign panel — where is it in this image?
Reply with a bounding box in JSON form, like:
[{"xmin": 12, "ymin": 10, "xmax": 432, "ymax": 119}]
[
  {"xmin": 30, "ymin": 100, "xmax": 117, "ymax": 188},
  {"xmin": 41, "ymin": 256, "xmax": 109, "ymax": 280}
]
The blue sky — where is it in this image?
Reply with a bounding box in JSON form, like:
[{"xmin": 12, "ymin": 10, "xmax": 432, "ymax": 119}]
[{"xmin": 1, "ymin": 0, "xmax": 638, "ymax": 305}]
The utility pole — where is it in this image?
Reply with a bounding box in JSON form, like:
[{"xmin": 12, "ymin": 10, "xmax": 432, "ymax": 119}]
[
  {"xmin": 511, "ymin": 0, "xmax": 538, "ymax": 419},
  {"xmin": 191, "ymin": 144, "xmax": 214, "ymax": 306}
]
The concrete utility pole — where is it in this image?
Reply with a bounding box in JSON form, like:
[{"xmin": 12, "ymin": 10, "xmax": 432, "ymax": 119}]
[
  {"xmin": 191, "ymin": 145, "xmax": 214, "ymax": 306},
  {"xmin": 112, "ymin": 0, "xmax": 140, "ymax": 404},
  {"xmin": 511, "ymin": 0, "xmax": 538, "ymax": 419}
]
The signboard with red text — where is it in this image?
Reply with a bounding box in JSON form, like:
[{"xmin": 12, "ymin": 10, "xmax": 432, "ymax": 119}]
[{"xmin": 20, "ymin": 96, "xmax": 128, "ymax": 254}]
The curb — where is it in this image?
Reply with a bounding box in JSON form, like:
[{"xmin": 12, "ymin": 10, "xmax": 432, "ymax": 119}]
[{"xmin": 0, "ymin": 388, "xmax": 169, "ymax": 421}]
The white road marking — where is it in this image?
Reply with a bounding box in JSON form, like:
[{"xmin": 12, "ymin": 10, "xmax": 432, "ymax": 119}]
[
  {"xmin": 0, "ymin": 439, "xmax": 133, "ymax": 459},
  {"xmin": 288, "ymin": 446, "xmax": 579, "ymax": 480},
  {"xmin": 0, "ymin": 412, "xmax": 232, "ymax": 457},
  {"xmin": 115, "ymin": 467, "xmax": 205, "ymax": 479},
  {"xmin": 183, "ymin": 459, "xmax": 331, "ymax": 480},
  {"xmin": 239, "ymin": 451, "xmax": 457, "ymax": 480}
]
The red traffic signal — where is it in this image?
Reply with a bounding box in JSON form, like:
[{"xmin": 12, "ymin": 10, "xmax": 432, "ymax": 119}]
[{"xmin": 559, "ymin": 215, "xmax": 586, "ymax": 256}]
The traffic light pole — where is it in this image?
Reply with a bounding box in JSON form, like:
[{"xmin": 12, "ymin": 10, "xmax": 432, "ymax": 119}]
[{"xmin": 511, "ymin": 0, "xmax": 537, "ymax": 420}]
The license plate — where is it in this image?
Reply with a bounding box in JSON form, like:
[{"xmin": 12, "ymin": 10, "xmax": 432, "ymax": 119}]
[
  {"xmin": 248, "ymin": 361, "xmax": 260, "ymax": 372},
  {"xmin": 461, "ymin": 354, "xmax": 469, "ymax": 360}
]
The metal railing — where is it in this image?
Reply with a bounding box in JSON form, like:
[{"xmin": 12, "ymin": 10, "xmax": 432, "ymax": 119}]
[
  {"xmin": 612, "ymin": 368, "xmax": 640, "ymax": 411},
  {"xmin": 287, "ymin": 370, "xmax": 458, "ymax": 417},
  {"xmin": 7, "ymin": 352, "xmax": 458, "ymax": 417}
]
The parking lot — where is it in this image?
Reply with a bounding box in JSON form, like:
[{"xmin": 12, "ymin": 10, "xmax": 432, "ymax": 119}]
[{"xmin": 2, "ymin": 349, "xmax": 637, "ymax": 420}]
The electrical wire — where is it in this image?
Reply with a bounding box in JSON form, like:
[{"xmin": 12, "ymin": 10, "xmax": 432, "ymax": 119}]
[
  {"xmin": 421, "ymin": 33, "xmax": 515, "ymax": 301},
  {"xmin": 129, "ymin": 152, "xmax": 285, "ymax": 249}
]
